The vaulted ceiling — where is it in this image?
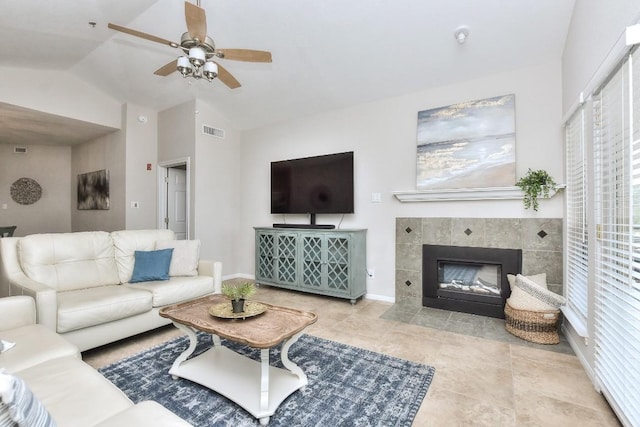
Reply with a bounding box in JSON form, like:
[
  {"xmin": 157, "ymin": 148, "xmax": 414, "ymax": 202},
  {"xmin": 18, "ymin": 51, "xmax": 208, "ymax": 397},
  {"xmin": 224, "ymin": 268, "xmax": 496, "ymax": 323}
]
[{"xmin": 0, "ymin": 0, "xmax": 575, "ymax": 145}]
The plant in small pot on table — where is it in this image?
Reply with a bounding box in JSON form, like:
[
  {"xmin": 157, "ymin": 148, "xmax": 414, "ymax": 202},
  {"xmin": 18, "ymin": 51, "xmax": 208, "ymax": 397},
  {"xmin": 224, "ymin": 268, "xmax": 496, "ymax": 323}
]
[{"xmin": 222, "ymin": 282, "xmax": 257, "ymax": 313}]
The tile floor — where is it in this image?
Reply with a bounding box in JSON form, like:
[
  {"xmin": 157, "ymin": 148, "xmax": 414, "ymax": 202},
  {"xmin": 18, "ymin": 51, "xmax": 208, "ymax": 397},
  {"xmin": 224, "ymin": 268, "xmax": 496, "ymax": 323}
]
[{"xmin": 83, "ymin": 285, "xmax": 621, "ymax": 426}]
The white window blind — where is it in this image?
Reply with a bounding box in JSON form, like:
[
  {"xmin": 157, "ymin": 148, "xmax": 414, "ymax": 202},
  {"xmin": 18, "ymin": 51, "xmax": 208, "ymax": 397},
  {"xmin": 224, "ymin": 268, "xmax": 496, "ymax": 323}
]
[
  {"xmin": 593, "ymin": 47, "xmax": 640, "ymax": 427},
  {"xmin": 564, "ymin": 107, "xmax": 589, "ymax": 332}
]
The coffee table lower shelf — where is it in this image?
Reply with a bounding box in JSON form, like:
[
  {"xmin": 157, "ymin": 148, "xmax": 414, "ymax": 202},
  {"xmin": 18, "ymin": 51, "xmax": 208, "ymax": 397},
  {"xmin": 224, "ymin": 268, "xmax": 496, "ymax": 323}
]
[{"xmin": 168, "ymin": 328, "xmax": 307, "ymax": 425}]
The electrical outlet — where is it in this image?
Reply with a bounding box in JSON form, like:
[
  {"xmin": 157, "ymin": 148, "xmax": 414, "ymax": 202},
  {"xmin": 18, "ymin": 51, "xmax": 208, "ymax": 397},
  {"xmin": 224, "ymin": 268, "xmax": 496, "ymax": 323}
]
[
  {"xmin": 367, "ymin": 268, "xmax": 375, "ymax": 279},
  {"xmin": 371, "ymin": 192, "xmax": 381, "ymax": 203}
]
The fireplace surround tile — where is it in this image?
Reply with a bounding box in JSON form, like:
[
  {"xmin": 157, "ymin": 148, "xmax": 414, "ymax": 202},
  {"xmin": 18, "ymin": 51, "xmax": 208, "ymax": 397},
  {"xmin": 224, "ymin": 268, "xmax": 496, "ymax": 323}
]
[
  {"xmin": 395, "ymin": 269, "xmax": 422, "ymax": 308},
  {"xmin": 421, "ymin": 217, "xmax": 452, "ymax": 245},
  {"xmin": 451, "ymin": 218, "xmax": 486, "ymax": 247},
  {"xmin": 485, "ymin": 219, "xmax": 522, "ymax": 249},
  {"xmin": 396, "ymin": 218, "xmax": 422, "ymax": 244},
  {"xmin": 521, "ymin": 219, "xmax": 563, "ymax": 251},
  {"xmin": 396, "ymin": 217, "xmax": 564, "ymax": 309}
]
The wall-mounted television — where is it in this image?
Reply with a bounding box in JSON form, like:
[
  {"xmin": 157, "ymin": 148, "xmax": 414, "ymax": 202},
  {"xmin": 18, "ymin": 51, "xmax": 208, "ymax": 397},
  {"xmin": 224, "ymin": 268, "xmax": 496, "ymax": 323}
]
[{"xmin": 271, "ymin": 151, "xmax": 354, "ymax": 227}]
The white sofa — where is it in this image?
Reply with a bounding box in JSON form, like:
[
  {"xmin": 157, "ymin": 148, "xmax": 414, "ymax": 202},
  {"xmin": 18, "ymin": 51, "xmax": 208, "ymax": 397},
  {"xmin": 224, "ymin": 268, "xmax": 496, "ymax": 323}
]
[
  {"xmin": 0, "ymin": 229, "xmax": 222, "ymax": 351},
  {"xmin": 0, "ymin": 295, "xmax": 191, "ymax": 426}
]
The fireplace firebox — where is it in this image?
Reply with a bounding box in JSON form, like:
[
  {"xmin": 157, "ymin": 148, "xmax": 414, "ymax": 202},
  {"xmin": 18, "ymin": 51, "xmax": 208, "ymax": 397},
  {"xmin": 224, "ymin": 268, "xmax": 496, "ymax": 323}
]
[{"xmin": 422, "ymin": 245, "xmax": 522, "ymax": 318}]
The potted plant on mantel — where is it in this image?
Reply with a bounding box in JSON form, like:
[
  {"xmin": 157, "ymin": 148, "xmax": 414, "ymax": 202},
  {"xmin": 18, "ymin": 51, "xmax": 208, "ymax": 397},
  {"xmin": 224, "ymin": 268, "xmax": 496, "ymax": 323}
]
[
  {"xmin": 516, "ymin": 168, "xmax": 558, "ymax": 211},
  {"xmin": 222, "ymin": 282, "xmax": 257, "ymax": 313}
]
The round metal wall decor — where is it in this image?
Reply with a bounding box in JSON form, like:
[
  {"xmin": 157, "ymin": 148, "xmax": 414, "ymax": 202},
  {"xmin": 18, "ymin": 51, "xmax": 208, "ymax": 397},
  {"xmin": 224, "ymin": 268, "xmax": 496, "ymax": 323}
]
[{"xmin": 10, "ymin": 177, "xmax": 42, "ymax": 205}]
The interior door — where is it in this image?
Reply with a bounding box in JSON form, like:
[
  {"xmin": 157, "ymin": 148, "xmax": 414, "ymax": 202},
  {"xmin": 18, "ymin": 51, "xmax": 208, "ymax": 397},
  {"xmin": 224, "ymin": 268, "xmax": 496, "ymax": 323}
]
[{"xmin": 166, "ymin": 167, "xmax": 187, "ymax": 240}]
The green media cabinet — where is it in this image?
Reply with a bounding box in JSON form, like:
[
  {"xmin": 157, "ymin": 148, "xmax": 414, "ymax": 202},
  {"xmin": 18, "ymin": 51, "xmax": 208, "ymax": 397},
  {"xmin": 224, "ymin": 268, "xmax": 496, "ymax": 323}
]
[{"xmin": 254, "ymin": 227, "xmax": 367, "ymax": 304}]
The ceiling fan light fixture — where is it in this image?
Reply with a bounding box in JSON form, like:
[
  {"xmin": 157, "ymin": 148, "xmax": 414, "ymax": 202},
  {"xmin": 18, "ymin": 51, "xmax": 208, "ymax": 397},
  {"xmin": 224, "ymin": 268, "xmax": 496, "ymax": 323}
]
[
  {"xmin": 203, "ymin": 61, "xmax": 218, "ymax": 81},
  {"xmin": 177, "ymin": 56, "xmax": 193, "ymax": 76},
  {"xmin": 189, "ymin": 47, "xmax": 206, "ymax": 67}
]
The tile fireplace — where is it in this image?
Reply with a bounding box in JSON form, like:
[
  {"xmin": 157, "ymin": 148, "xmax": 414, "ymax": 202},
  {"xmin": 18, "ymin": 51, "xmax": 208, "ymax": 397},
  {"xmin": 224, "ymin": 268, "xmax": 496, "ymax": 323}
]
[
  {"xmin": 422, "ymin": 244, "xmax": 522, "ymax": 318},
  {"xmin": 395, "ymin": 217, "xmax": 563, "ymax": 315}
]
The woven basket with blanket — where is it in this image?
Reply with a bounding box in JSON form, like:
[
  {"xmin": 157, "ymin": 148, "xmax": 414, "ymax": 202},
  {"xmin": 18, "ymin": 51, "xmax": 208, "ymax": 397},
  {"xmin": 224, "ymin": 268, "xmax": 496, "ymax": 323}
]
[{"xmin": 504, "ymin": 273, "xmax": 566, "ymax": 344}]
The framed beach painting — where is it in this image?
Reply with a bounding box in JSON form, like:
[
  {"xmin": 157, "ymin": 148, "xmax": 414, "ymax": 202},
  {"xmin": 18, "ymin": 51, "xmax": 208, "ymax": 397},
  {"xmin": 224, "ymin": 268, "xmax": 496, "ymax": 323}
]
[
  {"xmin": 77, "ymin": 169, "xmax": 110, "ymax": 210},
  {"xmin": 415, "ymin": 94, "xmax": 516, "ymax": 190}
]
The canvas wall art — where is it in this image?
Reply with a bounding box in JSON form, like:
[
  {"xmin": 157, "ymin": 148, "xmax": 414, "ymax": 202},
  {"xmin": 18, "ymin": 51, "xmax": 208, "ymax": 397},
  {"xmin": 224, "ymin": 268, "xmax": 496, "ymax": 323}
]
[
  {"xmin": 415, "ymin": 94, "xmax": 516, "ymax": 190},
  {"xmin": 77, "ymin": 169, "xmax": 110, "ymax": 210}
]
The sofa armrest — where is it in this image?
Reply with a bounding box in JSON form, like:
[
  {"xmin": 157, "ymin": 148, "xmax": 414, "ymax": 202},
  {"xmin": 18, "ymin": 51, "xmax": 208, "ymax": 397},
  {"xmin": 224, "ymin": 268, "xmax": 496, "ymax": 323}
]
[
  {"xmin": 0, "ymin": 296, "xmax": 36, "ymax": 331},
  {"xmin": 8, "ymin": 272, "xmax": 58, "ymax": 331},
  {"xmin": 198, "ymin": 260, "xmax": 222, "ymax": 293}
]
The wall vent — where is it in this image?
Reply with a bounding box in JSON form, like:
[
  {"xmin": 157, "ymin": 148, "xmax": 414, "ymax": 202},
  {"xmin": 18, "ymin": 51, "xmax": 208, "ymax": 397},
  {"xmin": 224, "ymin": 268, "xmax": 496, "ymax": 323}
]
[
  {"xmin": 14, "ymin": 146, "xmax": 27, "ymax": 154},
  {"xmin": 202, "ymin": 124, "xmax": 225, "ymax": 139}
]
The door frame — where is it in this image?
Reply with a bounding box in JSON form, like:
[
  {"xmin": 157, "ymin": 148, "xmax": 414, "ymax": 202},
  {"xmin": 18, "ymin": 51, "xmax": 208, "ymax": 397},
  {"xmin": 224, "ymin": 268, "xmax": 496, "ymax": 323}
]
[{"xmin": 157, "ymin": 157, "xmax": 191, "ymax": 240}]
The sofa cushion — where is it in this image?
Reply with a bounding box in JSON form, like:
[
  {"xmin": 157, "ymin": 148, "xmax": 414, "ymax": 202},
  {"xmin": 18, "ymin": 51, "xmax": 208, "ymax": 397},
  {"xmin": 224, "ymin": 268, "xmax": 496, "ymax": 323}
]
[
  {"xmin": 0, "ymin": 370, "xmax": 55, "ymax": 427},
  {"xmin": 18, "ymin": 232, "xmax": 120, "ymax": 292},
  {"xmin": 155, "ymin": 240, "xmax": 201, "ymax": 277},
  {"xmin": 56, "ymin": 286, "xmax": 153, "ymax": 334},
  {"xmin": 124, "ymin": 275, "xmax": 214, "ymax": 307},
  {"xmin": 0, "ymin": 324, "xmax": 79, "ymax": 374},
  {"xmin": 16, "ymin": 356, "xmax": 133, "ymax": 427},
  {"xmin": 129, "ymin": 249, "xmax": 173, "ymax": 283},
  {"xmin": 111, "ymin": 229, "xmax": 175, "ymax": 284},
  {"xmin": 93, "ymin": 401, "xmax": 192, "ymax": 427}
]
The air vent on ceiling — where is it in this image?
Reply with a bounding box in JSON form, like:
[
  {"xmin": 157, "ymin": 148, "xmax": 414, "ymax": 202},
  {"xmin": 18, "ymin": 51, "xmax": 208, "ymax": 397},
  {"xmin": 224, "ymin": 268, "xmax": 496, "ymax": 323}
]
[
  {"xmin": 14, "ymin": 146, "xmax": 27, "ymax": 154},
  {"xmin": 202, "ymin": 124, "xmax": 225, "ymax": 139}
]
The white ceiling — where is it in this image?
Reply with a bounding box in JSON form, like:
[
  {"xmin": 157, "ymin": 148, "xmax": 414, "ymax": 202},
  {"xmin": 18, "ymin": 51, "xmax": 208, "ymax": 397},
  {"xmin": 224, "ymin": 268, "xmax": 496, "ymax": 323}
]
[{"xmin": 0, "ymin": 0, "xmax": 576, "ymax": 144}]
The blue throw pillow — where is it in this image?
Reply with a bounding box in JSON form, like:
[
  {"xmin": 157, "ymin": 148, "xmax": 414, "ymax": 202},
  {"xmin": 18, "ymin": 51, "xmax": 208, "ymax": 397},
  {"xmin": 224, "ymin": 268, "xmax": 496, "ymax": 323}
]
[{"xmin": 129, "ymin": 249, "xmax": 174, "ymax": 283}]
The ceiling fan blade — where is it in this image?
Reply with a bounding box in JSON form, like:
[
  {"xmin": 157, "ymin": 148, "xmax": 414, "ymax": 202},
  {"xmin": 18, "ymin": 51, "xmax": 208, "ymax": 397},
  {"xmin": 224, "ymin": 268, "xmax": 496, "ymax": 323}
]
[
  {"xmin": 214, "ymin": 61, "xmax": 241, "ymax": 89},
  {"xmin": 185, "ymin": 1, "xmax": 207, "ymax": 42},
  {"xmin": 108, "ymin": 23, "xmax": 178, "ymax": 48},
  {"xmin": 154, "ymin": 59, "xmax": 178, "ymax": 76},
  {"xmin": 217, "ymin": 49, "xmax": 272, "ymax": 63}
]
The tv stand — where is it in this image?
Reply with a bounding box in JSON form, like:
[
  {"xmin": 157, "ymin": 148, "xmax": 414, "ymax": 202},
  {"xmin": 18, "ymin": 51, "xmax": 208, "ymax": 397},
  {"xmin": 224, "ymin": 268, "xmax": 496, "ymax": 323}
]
[
  {"xmin": 273, "ymin": 223, "xmax": 335, "ymax": 230},
  {"xmin": 254, "ymin": 227, "xmax": 367, "ymax": 304}
]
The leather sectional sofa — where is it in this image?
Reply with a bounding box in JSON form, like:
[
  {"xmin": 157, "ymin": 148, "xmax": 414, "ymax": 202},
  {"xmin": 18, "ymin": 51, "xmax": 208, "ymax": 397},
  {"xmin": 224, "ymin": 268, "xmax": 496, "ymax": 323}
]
[
  {"xmin": 0, "ymin": 295, "xmax": 192, "ymax": 426},
  {"xmin": 0, "ymin": 229, "xmax": 222, "ymax": 351}
]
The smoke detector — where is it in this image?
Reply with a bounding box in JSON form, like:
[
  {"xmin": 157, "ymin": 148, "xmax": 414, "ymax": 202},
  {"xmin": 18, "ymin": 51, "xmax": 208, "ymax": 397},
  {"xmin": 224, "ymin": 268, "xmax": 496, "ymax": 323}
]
[{"xmin": 454, "ymin": 26, "xmax": 469, "ymax": 44}]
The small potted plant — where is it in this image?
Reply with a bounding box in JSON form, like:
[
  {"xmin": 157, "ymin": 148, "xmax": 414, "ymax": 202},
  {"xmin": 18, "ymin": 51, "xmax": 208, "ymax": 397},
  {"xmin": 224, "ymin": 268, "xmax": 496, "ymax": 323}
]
[
  {"xmin": 516, "ymin": 168, "xmax": 557, "ymax": 211},
  {"xmin": 221, "ymin": 282, "xmax": 257, "ymax": 313}
]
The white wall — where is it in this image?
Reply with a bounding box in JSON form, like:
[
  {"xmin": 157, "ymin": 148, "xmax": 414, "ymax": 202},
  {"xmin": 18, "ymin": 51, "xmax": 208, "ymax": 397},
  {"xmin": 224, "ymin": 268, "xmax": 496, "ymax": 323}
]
[
  {"xmin": 239, "ymin": 61, "xmax": 564, "ymax": 299},
  {"xmin": 194, "ymin": 100, "xmax": 243, "ymax": 274},
  {"xmin": 0, "ymin": 67, "xmax": 121, "ymax": 129},
  {"xmin": 0, "ymin": 144, "xmax": 71, "ymax": 235}
]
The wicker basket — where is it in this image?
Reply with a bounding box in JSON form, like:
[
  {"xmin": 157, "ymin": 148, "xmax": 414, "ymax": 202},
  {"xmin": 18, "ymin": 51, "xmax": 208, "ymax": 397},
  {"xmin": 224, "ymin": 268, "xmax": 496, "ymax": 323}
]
[{"xmin": 504, "ymin": 302, "xmax": 560, "ymax": 344}]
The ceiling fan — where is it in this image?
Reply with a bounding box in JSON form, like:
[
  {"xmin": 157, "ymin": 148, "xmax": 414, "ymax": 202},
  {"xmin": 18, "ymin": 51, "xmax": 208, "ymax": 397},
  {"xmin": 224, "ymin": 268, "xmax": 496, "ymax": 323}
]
[{"xmin": 107, "ymin": 0, "xmax": 272, "ymax": 89}]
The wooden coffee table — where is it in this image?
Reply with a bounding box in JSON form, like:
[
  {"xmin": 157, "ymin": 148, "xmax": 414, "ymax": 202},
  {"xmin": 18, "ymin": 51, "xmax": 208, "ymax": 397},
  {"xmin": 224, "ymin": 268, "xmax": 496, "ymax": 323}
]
[{"xmin": 159, "ymin": 294, "xmax": 317, "ymax": 425}]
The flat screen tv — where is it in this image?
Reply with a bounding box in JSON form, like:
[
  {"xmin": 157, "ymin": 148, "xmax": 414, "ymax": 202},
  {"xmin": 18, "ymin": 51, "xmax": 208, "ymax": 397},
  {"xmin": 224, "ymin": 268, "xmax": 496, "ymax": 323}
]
[{"xmin": 271, "ymin": 151, "xmax": 354, "ymax": 224}]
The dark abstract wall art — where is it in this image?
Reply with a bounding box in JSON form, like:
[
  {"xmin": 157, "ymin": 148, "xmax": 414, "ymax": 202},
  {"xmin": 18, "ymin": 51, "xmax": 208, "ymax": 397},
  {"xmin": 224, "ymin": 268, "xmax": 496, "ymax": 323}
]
[{"xmin": 77, "ymin": 169, "xmax": 110, "ymax": 210}]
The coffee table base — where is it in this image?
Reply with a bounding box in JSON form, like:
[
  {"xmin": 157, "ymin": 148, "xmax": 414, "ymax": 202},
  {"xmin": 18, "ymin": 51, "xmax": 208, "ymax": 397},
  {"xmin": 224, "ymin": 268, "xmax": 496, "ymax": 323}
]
[{"xmin": 168, "ymin": 323, "xmax": 307, "ymax": 425}]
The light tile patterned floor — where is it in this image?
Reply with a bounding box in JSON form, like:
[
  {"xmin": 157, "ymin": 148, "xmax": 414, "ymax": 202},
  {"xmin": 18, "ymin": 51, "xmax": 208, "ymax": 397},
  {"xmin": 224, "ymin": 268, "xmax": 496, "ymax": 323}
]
[{"xmin": 83, "ymin": 284, "xmax": 621, "ymax": 426}]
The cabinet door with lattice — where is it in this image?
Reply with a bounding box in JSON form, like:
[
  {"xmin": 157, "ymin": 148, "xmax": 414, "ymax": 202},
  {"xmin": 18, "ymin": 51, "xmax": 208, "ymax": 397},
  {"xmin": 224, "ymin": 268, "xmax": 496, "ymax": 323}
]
[
  {"xmin": 301, "ymin": 234, "xmax": 323, "ymax": 290},
  {"xmin": 255, "ymin": 232, "xmax": 276, "ymax": 281},
  {"xmin": 325, "ymin": 235, "xmax": 351, "ymax": 294},
  {"xmin": 275, "ymin": 233, "xmax": 298, "ymax": 285}
]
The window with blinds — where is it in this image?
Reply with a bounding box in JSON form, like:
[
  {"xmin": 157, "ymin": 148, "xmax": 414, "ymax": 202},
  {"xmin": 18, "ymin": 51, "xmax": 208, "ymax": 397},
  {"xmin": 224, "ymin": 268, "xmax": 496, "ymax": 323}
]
[
  {"xmin": 592, "ymin": 47, "xmax": 640, "ymax": 427},
  {"xmin": 564, "ymin": 107, "xmax": 589, "ymax": 332}
]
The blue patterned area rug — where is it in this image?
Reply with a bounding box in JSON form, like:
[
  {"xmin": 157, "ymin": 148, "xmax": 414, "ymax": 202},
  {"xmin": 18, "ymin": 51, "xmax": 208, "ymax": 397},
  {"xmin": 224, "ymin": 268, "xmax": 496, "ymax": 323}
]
[{"xmin": 98, "ymin": 333, "xmax": 435, "ymax": 426}]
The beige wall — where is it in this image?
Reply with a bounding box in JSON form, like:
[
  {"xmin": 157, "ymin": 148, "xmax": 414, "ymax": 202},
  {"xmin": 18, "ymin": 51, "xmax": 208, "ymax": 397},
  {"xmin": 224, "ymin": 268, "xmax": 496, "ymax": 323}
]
[
  {"xmin": 125, "ymin": 104, "xmax": 158, "ymax": 230},
  {"xmin": 0, "ymin": 144, "xmax": 72, "ymax": 236},
  {"xmin": 71, "ymin": 107, "xmax": 126, "ymax": 232}
]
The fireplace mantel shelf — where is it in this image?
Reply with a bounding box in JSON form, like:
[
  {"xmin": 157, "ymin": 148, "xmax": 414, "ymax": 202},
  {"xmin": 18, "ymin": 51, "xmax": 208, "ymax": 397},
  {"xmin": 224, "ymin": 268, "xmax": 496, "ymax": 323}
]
[{"xmin": 392, "ymin": 185, "xmax": 565, "ymax": 202}]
